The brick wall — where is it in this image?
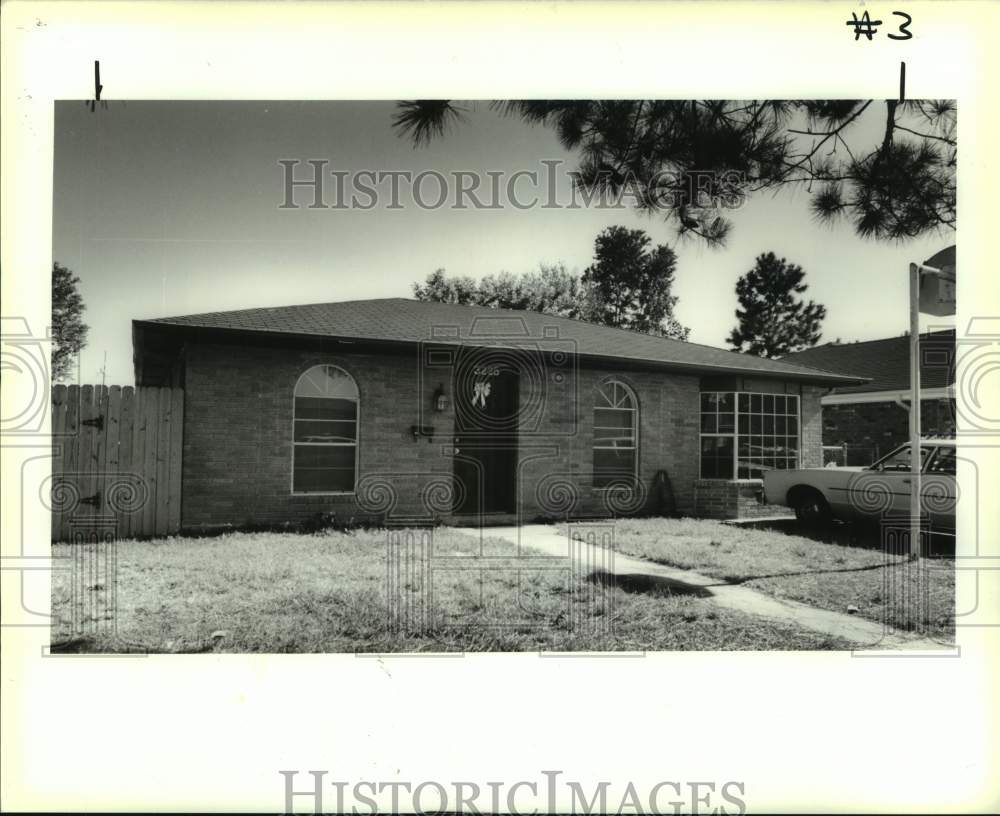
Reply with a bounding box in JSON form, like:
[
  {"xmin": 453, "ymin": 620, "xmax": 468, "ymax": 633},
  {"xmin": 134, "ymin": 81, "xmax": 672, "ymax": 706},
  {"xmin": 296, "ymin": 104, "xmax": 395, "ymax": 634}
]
[
  {"xmin": 516, "ymin": 367, "xmax": 701, "ymax": 521},
  {"xmin": 180, "ymin": 341, "xmax": 707, "ymax": 531},
  {"xmin": 800, "ymin": 386, "xmax": 825, "ymax": 468},
  {"xmin": 822, "ymin": 397, "xmax": 955, "ymax": 464},
  {"xmin": 693, "ymin": 479, "xmax": 790, "ymax": 520},
  {"xmin": 180, "ymin": 340, "xmax": 825, "ymax": 530},
  {"xmin": 182, "ymin": 343, "xmax": 454, "ymax": 529}
]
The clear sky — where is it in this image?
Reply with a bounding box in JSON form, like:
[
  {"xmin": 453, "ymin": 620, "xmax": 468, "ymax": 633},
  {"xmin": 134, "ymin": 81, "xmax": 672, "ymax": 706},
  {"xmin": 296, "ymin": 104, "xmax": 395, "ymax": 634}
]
[{"xmin": 52, "ymin": 101, "xmax": 955, "ymax": 385}]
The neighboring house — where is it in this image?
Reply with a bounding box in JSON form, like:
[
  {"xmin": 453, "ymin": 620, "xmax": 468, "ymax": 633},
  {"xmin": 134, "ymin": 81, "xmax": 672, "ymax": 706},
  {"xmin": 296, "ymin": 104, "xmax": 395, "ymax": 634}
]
[
  {"xmin": 782, "ymin": 330, "xmax": 955, "ymax": 465},
  {"xmin": 132, "ymin": 298, "xmax": 861, "ymax": 529}
]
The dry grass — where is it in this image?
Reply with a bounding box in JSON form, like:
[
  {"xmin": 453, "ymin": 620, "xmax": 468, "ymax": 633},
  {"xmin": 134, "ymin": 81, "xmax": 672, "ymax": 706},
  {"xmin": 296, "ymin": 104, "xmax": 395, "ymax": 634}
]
[
  {"xmin": 573, "ymin": 518, "xmax": 955, "ymax": 640},
  {"xmin": 50, "ymin": 528, "xmax": 853, "ymax": 653}
]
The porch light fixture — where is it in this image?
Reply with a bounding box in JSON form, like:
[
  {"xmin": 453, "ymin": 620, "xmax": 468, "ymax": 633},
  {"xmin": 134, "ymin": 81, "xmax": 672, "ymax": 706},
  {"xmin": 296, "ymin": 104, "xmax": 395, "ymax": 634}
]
[{"xmin": 433, "ymin": 384, "xmax": 449, "ymax": 413}]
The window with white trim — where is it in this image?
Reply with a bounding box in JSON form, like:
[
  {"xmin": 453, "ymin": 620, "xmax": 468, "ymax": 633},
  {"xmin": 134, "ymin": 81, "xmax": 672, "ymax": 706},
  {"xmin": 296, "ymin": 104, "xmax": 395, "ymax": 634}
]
[
  {"xmin": 293, "ymin": 365, "xmax": 359, "ymax": 493},
  {"xmin": 593, "ymin": 380, "xmax": 638, "ymax": 488},
  {"xmin": 700, "ymin": 391, "xmax": 800, "ymax": 480}
]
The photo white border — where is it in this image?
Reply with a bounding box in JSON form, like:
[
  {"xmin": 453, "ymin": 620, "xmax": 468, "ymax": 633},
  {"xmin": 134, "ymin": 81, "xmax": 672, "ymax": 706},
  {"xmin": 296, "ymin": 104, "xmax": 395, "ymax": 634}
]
[{"xmin": 2, "ymin": 2, "xmax": 998, "ymax": 812}]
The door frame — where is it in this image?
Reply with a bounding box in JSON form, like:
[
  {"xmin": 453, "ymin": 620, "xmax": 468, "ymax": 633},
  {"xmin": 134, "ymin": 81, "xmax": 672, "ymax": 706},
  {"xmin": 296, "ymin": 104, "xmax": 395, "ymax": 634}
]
[{"xmin": 451, "ymin": 362, "xmax": 520, "ymax": 516}]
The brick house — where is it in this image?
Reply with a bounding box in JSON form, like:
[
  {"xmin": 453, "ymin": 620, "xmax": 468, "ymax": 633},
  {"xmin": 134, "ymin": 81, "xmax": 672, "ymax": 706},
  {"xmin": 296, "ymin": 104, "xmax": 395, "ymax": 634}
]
[
  {"xmin": 782, "ymin": 330, "xmax": 955, "ymax": 466},
  {"xmin": 132, "ymin": 298, "xmax": 861, "ymax": 530}
]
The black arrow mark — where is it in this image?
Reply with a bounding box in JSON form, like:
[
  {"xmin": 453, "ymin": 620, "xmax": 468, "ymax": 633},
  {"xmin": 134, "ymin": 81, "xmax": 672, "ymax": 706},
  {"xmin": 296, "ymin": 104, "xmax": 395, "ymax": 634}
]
[{"xmin": 90, "ymin": 60, "xmax": 103, "ymax": 112}]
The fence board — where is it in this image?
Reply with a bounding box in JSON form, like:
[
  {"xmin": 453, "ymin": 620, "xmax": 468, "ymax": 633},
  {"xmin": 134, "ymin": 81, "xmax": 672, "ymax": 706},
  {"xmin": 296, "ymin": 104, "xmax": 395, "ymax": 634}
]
[
  {"xmin": 118, "ymin": 387, "xmax": 136, "ymax": 539},
  {"xmin": 141, "ymin": 388, "xmax": 160, "ymax": 538},
  {"xmin": 167, "ymin": 387, "xmax": 184, "ymax": 533},
  {"xmin": 103, "ymin": 386, "xmax": 122, "ymax": 522},
  {"xmin": 61, "ymin": 386, "xmax": 81, "ymax": 542},
  {"xmin": 154, "ymin": 387, "xmax": 171, "ymax": 536},
  {"xmin": 79, "ymin": 385, "xmax": 98, "ymax": 534},
  {"xmin": 130, "ymin": 388, "xmax": 149, "ymax": 539},
  {"xmin": 94, "ymin": 386, "xmax": 107, "ymax": 504},
  {"xmin": 49, "ymin": 385, "xmax": 184, "ymax": 541},
  {"xmin": 50, "ymin": 386, "xmax": 68, "ymax": 539}
]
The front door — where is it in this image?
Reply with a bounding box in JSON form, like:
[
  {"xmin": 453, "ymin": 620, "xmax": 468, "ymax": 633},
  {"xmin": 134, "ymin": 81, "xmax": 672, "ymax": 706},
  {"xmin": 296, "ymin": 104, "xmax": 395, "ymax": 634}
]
[{"xmin": 453, "ymin": 354, "xmax": 519, "ymax": 516}]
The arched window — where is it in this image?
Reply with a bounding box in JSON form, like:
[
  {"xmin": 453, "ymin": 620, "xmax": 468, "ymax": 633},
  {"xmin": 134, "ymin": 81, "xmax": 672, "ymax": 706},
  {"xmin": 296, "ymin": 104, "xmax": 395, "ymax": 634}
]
[
  {"xmin": 593, "ymin": 380, "xmax": 638, "ymax": 488},
  {"xmin": 292, "ymin": 365, "xmax": 359, "ymax": 493}
]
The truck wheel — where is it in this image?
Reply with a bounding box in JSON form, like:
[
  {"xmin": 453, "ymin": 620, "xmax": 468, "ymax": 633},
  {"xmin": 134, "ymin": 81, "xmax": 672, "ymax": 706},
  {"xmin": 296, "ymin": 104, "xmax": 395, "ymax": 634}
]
[{"xmin": 792, "ymin": 489, "xmax": 832, "ymax": 526}]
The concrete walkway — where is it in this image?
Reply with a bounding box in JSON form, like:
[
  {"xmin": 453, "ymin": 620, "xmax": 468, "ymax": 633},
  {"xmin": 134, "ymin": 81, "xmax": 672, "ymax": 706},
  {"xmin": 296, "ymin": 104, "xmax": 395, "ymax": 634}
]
[{"xmin": 455, "ymin": 524, "xmax": 948, "ymax": 651}]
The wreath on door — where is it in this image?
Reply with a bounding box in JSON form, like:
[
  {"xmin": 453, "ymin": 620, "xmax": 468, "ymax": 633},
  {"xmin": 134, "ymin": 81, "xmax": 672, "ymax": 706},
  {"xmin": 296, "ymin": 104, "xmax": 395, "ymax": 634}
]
[{"xmin": 472, "ymin": 378, "xmax": 492, "ymax": 409}]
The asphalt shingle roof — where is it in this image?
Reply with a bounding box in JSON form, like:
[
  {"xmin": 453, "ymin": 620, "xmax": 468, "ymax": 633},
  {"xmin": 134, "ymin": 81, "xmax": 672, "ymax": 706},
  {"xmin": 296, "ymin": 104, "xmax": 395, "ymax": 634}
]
[
  {"xmin": 137, "ymin": 297, "xmax": 864, "ymax": 384},
  {"xmin": 781, "ymin": 330, "xmax": 955, "ymax": 394}
]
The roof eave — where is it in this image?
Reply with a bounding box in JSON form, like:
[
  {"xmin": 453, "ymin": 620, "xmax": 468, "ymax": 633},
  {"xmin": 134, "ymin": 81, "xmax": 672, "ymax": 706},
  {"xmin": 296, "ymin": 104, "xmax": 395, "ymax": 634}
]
[{"xmin": 133, "ymin": 320, "xmax": 868, "ymax": 386}]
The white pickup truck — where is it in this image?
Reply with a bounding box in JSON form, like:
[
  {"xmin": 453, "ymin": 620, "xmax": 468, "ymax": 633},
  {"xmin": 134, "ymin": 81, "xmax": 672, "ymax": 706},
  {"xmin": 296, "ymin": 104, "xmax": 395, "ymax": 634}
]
[{"xmin": 762, "ymin": 439, "xmax": 956, "ymax": 534}]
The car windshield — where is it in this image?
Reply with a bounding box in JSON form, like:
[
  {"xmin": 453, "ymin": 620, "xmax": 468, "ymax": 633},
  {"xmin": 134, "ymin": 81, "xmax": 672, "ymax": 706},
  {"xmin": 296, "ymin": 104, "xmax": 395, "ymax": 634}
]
[{"xmin": 870, "ymin": 444, "xmax": 933, "ymax": 473}]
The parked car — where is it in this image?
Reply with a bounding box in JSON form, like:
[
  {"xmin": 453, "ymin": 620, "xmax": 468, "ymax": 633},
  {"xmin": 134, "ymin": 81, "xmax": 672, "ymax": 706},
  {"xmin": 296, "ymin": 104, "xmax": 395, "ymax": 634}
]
[{"xmin": 762, "ymin": 438, "xmax": 956, "ymax": 534}]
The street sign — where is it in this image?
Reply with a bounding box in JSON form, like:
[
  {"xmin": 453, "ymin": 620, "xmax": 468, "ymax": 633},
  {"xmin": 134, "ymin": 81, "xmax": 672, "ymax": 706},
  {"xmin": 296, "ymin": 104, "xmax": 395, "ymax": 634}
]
[
  {"xmin": 918, "ymin": 244, "xmax": 956, "ymax": 316},
  {"xmin": 907, "ymin": 244, "xmax": 955, "ymax": 559}
]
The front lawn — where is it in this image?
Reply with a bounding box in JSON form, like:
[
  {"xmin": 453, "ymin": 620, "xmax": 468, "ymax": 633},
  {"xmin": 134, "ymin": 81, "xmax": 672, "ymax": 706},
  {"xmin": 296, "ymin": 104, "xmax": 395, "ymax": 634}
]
[
  {"xmin": 50, "ymin": 528, "xmax": 853, "ymax": 652},
  {"xmin": 574, "ymin": 518, "xmax": 955, "ymax": 640}
]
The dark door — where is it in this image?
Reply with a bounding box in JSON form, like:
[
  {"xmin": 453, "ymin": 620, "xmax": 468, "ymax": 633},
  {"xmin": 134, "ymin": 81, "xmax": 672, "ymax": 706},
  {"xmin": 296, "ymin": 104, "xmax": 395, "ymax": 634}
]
[{"xmin": 453, "ymin": 354, "xmax": 519, "ymax": 515}]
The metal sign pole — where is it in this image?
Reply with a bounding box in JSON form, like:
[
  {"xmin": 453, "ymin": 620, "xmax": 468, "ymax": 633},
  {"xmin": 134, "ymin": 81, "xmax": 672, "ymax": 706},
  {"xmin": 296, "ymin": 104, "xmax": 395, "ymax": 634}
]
[{"xmin": 908, "ymin": 263, "xmax": 922, "ymax": 560}]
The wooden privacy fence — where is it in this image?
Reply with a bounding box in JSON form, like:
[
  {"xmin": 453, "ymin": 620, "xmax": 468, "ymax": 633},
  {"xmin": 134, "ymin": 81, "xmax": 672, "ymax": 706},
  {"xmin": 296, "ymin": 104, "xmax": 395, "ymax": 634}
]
[{"xmin": 50, "ymin": 385, "xmax": 183, "ymax": 541}]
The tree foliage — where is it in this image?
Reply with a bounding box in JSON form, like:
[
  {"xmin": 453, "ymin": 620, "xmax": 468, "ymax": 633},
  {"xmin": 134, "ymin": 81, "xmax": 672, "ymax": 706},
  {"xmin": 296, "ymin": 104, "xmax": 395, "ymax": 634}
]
[
  {"xmin": 394, "ymin": 99, "xmax": 956, "ymax": 246},
  {"xmin": 413, "ymin": 263, "xmax": 591, "ymax": 319},
  {"xmin": 412, "ymin": 268, "xmax": 480, "ymax": 305},
  {"xmin": 582, "ymin": 226, "xmax": 689, "ymax": 339},
  {"xmin": 412, "ymin": 228, "xmax": 690, "ymax": 341},
  {"xmin": 51, "ymin": 262, "xmax": 89, "ymax": 381},
  {"xmin": 727, "ymin": 252, "xmax": 826, "ymax": 358},
  {"xmin": 477, "ymin": 264, "xmax": 591, "ymax": 317}
]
